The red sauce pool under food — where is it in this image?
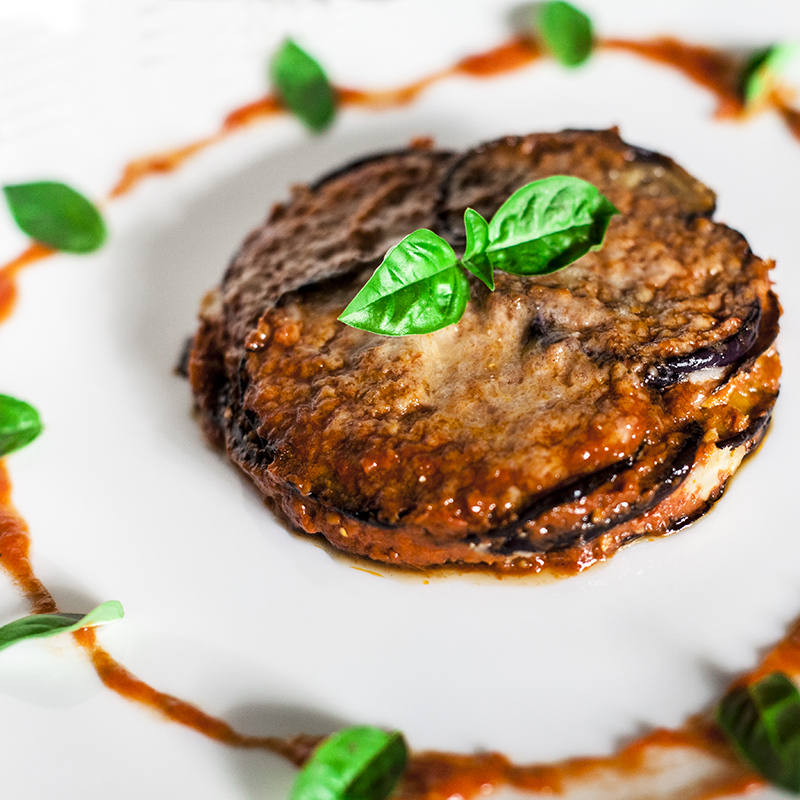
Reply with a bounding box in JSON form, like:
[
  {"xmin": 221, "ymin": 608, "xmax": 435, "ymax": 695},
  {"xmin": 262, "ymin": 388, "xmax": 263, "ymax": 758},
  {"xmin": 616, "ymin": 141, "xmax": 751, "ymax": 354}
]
[{"xmin": 1, "ymin": 31, "xmax": 799, "ymax": 800}]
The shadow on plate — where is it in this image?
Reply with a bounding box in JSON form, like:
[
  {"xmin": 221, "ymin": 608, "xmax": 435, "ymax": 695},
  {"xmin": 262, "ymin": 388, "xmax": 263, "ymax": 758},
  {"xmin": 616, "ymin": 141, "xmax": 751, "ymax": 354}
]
[{"xmin": 221, "ymin": 700, "xmax": 350, "ymax": 800}]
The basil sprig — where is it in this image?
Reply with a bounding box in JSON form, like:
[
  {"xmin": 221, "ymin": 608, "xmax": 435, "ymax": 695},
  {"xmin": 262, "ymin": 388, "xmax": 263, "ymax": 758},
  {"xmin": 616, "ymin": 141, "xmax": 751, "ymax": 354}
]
[
  {"xmin": 291, "ymin": 726, "xmax": 407, "ymax": 800},
  {"xmin": 0, "ymin": 601, "xmax": 124, "ymax": 652},
  {"xmin": 740, "ymin": 43, "xmax": 800, "ymax": 106},
  {"xmin": 0, "ymin": 394, "xmax": 43, "ymax": 457},
  {"xmin": 717, "ymin": 672, "xmax": 800, "ymax": 792},
  {"xmin": 535, "ymin": 1, "xmax": 594, "ymax": 67},
  {"xmin": 339, "ymin": 176, "xmax": 618, "ymax": 336},
  {"xmin": 3, "ymin": 181, "xmax": 106, "ymax": 253},
  {"xmin": 271, "ymin": 39, "xmax": 337, "ymax": 132}
]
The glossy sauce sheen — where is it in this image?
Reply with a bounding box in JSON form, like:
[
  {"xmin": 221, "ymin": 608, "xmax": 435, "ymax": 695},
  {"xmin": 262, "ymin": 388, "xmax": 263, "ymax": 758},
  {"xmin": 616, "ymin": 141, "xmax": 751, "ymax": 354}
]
[{"xmin": 0, "ymin": 33, "xmax": 797, "ymax": 800}]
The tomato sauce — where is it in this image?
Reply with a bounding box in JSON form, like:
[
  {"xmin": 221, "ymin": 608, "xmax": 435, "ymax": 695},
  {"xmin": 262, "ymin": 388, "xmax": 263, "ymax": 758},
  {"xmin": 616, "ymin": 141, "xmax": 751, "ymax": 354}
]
[
  {"xmin": 0, "ymin": 462, "xmax": 56, "ymax": 614},
  {"xmin": 0, "ymin": 243, "xmax": 54, "ymax": 325}
]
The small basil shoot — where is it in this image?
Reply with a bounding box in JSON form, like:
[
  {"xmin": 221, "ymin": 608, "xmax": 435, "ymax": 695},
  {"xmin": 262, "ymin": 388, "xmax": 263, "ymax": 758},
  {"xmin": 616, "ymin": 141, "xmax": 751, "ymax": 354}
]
[
  {"xmin": 291, "ymin": 726, "xmax": 407, "ymax": 800},
  {"xmin": 462, "ymin": 208, "xmax": 494, "ymax": 289},
  {"xmin": 271, "ymin": 39, "xmax": 337, "ymax": 132},
  {"xmin": 717, "ymin": 672, "xmax": 800, "ymax": 793},
  {"xmin": 0, "ymin": 601, "xmax": 124, "ymax": 652},
  {"xmin": 338, "ymin": 229, "xmax": 469, "ymax": 336},
  {"xmin": 535, "ymin": 1, "xmax": 594, "ymax": 67},
  {"xmin": 339, "ymin": 176, "xmax": 618, "ymax": 336},
  {"xmin": 741, "ymin": 43, "xmax": 800, "ymax": 106},
  {"xmin": 0, "ymin": 394, "xmax": 43, "ymax": 457},
  {"xmin": 3, "ymin": 181, "xmax": 106, "ymax": 253}
]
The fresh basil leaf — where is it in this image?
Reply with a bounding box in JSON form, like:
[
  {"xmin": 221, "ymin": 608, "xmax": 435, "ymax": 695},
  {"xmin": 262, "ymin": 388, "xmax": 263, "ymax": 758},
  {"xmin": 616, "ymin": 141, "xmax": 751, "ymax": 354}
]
[
  {"xmin": 741, "ymin": 43, "xmax": 800, "ymax": 106},
  {"xmin": 741, "ymin": 47, "xmax": 775, "ymax": 102},
  {"xmin": 0, "ymin": 601, "xmax": 124, "ymax": 652},
  {"xmin": 0, "ymin": 394, "xmax": 43, "ymax": 456},
  {"xmin": 717, "ymin": 672, "xmax": 800, "ymax": 792},
  {"xmin": 291, "ymin": 726, "xmax": 407, "ymax": 800},
  {"xmin": 270, "ymin": 39, "xmax": 336, "ymax": 132},
  {"xmin": 485, "ymin": 176, "xmax": 618, "ymax": 275},
  {"xmin": 3, "ymin": 181, "xmax": 106, "ymax": 253},
  {"xmin": 339, "ymin": 229, "xmax": 468, "ymax": 336},
  {"xmin": 535, "ymin": 1, "xmax": 594, "ymax": 67},
  {"xmin": 462, "ymin": 208, "xmax": 494, "ymax": 290}
]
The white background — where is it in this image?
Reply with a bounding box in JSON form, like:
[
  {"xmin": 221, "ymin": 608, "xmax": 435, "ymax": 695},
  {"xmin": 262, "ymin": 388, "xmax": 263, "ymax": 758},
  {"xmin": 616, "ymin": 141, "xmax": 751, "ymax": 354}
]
[{"xmin": 0, "ymin": 1, "xmax": 799, "ymax": 798}]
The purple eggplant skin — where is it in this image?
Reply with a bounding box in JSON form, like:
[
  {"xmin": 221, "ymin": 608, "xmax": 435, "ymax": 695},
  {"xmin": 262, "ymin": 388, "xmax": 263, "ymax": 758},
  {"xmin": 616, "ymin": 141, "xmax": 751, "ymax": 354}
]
[
  {"xmin": 643, "ymin": 303, "xmax": 761, "ymax": 390},
  {"xmin": 716, "ymin": 412, "xmax": 771, "ymax": 451},
  {"xmin": 468, "ymin": 454, "xmax": 635, "ymax": 553},
  {"xmin": 486, "ymin": 424, "xmax": 703, "ymax": 556}
]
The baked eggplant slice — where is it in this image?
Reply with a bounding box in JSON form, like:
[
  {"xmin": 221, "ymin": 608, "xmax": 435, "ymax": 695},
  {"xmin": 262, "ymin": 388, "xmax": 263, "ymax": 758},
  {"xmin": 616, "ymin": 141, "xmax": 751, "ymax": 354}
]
[{"xmin": 189, "ymin": 130, "xmax": 779, "ymax": 571}]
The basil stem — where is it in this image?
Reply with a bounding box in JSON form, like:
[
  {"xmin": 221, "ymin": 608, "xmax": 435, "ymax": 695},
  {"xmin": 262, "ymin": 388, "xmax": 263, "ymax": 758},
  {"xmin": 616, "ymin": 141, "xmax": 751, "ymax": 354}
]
[
  {"xmin": 270, "ymin": 39, "xmax": 337, "ymax": 132},
  {"xmin": 535, "ymin": 1, "xmax": 594, "ymax": 67},
  {"xmin": 0, "ymin": 601, "xmax": 124, "ymax": 652},
  {"xmin": 3, "ymin": 181, "xmax": 106, "ymax": 253},
  {"xmin": 291, "ymin": 726, "xmax": 407, "ymax": 800},
  {"xmin": 0, "ymin": 394, "xmax": 43, "ymax": 457},
  {"xmin": 717, "ymin": 672, "xmax": 800, "ymax": 793}
]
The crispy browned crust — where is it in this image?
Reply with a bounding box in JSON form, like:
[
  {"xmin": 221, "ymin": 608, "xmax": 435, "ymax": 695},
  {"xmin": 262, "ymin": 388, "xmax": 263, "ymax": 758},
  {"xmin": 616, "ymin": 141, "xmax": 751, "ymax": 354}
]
[{"xmin": 189, "ymin": 130, "xmax": 780, "ymax": 571}]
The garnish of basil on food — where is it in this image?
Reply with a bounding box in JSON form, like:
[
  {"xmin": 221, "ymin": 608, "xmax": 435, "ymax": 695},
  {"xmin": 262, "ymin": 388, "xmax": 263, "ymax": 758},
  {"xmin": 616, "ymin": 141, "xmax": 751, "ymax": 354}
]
[
  {"xmin": 0, "ymin": 393, "xmax": 44, "ymax": 457},
  {"xmin": 270, "ymin": 38, "xmax": 337, "ymax": 132},
  {"xmin": 475, "ymin": 175, "xmax": 618, "ymax": 274},
  {"xmin": 338, "ymin": 229, "xmax": 469, "ymax": 336},
  {"xmin": 740, "ymin": 43, "xmax": 800, "ymax": 106},
  {"xmin": 717, "ymin": 671, "xmax": 800, "ymax": 793},
  {"xmin": 535, "ymin": 0, "xmax": 594, "ymax": 67},
  {"xmin": 339, "ymin": 175, "xmax": 618, "ymax": 336},
  {"xmin": 291, "ymin": 726, "xmax": 407, "ymax": 800},
  {"xmin": 2, "ymin": 181, "xmax": 106, "ymax": 254},
  {"xmin": 0, "ymin": 601, "xmax": 124, "ymax": 653},
  {"xmin": 462, "ymin": 207, "xmax": 494, "ymax": 290}
]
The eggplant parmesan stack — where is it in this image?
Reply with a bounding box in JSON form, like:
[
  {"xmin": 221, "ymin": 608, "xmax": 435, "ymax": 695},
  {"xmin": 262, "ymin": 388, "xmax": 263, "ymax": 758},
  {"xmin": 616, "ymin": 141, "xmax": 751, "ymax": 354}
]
[{"xmin": 189, "ymin": 129, "xmax": 780, "ymax": 571}]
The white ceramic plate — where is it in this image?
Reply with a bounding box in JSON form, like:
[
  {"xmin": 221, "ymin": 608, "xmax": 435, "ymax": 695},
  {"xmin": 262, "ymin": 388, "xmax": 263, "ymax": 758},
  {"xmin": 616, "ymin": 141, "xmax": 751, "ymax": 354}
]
[{"xmin": 1, "ymin": 1, "xmax": 799, "ymax": 797}]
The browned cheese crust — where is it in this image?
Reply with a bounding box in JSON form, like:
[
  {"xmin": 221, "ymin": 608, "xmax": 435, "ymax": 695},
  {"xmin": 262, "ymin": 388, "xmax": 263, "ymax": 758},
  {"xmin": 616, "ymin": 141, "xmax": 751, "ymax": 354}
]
[{"xmin": 189, "ymin": 130, "xmax": 780, "ymax": 572}]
